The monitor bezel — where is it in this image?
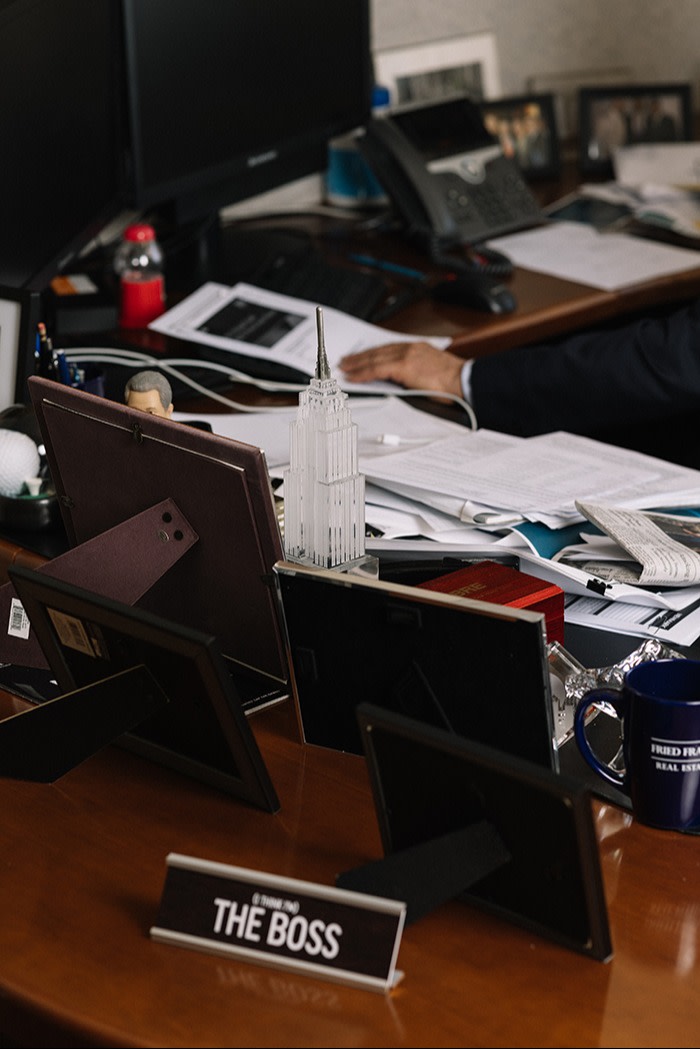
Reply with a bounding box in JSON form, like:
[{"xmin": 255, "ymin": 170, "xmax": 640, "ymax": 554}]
[{"xmin": 0, "ymin": 285, "xmax": 41, "ymax": 409}]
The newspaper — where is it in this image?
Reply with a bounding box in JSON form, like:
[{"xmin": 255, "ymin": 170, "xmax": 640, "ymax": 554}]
[{"xmin": 575, "ymin": 502, "xmax": 700, "ymax": 587}]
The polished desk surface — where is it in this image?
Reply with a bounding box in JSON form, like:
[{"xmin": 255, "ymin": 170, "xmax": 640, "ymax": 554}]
[
  {"xmin": 357, "ymin": 228, "xmax": 700, "ymax": 360},
  {"xmin": 1, "ymin": 690, "xmax": 700, "ymax": 1049},
  {"xmin": 4, "ymin": 185, "xmax": 700, "ymax": 1047}
]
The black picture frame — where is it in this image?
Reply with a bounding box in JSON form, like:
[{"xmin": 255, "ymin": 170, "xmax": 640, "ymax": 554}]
[
  {"xmin": 6, "ymin": 562, "xmax": 280, "ymax": 812},
  {"xmin": 480, "ymin": 93, "xmax": 560, "ymax": 179},
  {"xmin": 273, "ymin": 560, "xmax": 555, "ymax": 769},
  {"xmin": 355, "ymin": 702, "xmax": 613, "ymax": 961},
  {"xmin": 0, "ymin": 285, "xmax": 41, "ymax": 410},
  {"xmin": 578, "ymin": 82, "xmax": 693, "ymax": 175}
]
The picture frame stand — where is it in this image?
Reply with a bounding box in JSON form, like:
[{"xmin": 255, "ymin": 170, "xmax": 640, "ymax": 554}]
[
  {"xmin": 0, "ymin": 665, "xmax": 169, "ymax": 782},
  {"xmin": 0, "ymin": 498, "xmax": 198, "ymax": 668},
  {"xmin": 336, "ymin": 820, "xmax": 511, "ymax": 925}
]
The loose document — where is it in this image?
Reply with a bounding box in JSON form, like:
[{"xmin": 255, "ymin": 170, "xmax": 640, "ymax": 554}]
[
  {"xmin": 486, "ymin": 220, "xmax": 700, "ymax": 291},
  {"xmin": 150, "ymin": 281, "xmax": 450, "ymax": 392},
  {"xmin": 359, "ymin": 423, "xmax": 700, "ymax": 646}
]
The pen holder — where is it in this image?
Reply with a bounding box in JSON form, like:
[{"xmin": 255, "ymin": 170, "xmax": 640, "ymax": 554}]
[
  {"xmin": 0, "ymin": 489, "xmax": 61, "ymax": 532},
  {"xmin": 76, "ymin": 365, "xmax": 106, "ymax": 398}
]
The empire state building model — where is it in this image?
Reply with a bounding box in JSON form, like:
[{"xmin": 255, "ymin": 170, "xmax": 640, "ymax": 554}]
[{"xmin": 283, "ymin": 307, "xmax": 376, "ymax": 575}]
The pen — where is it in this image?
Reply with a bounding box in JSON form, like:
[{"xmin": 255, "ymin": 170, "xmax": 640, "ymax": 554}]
[
  {"xmin": 55, "ymin": 350, "xmax": 73, "ymax": 386},
  {"xmin": 349, "ymin": 253, "xmax": 427, "ymax": 283},
  {"xmin": 36, "ymin": 322, "xmax": 57, "ymax": 380}
]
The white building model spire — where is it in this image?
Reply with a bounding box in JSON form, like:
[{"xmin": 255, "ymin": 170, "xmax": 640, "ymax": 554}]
[{"xmin": 284, "ymin": 306, "xmax": 372, "ymax": 572}]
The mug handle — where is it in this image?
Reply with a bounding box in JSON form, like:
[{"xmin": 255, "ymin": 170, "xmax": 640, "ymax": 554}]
[{"xmin": 574, "ymin": 687, "xmax": 625, "ymax": 788}]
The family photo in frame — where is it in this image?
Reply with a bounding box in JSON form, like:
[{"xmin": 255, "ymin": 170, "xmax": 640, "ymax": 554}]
[
  {"xmin": 578, "ymin": 82, "xmax": 693, "ymax": 173},
  {"xmin": 480, "ymin": 93, "xmax": 560, "ymax": 179}
]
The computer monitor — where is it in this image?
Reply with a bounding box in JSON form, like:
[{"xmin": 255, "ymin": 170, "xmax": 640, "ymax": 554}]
[
  {"xmin": 0, "ymin": 0, "xmax": 125, "ymax": 289},
  {"xmin": 121, "ymin": 0, "xmax": 372, "ymax": 237},
  {"xmin": 27, "ymin": 376, "xmax": 289, "ymax": 701}
]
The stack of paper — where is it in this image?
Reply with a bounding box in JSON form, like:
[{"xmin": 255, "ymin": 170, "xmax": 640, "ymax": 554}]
[
  {"xmin": 361, "ymin": 426, "xmax": 700, "ymax": 528},
  {"xmin": 177, "ymin": 396, "xmax": 700, "ymax": 647},
  {"xmin": 157, "ymin": 281, "xmax": 700, "ymax": 645}
]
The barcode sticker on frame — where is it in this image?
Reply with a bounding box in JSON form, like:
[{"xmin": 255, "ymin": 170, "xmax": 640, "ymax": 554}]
[{"xmin": 7, "ymin": 598, "xmax": 30, "ymax": 640}]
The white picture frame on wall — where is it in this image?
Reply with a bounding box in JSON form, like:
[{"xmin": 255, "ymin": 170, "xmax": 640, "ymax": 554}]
[
  {"xmin": 0, "ymin": 286, "xmax": 40, "ymax": 411},
  {"xmin": 374, "ymin": 32, "xmax": 502, "ymax": 108}
]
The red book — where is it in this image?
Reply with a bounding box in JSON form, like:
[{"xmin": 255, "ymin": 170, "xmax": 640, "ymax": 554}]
[{"xmin": 418, "ymin": 560, "xmax": 564, "ymax": 643}]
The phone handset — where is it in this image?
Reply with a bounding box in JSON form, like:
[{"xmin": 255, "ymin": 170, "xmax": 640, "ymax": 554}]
[{"xmin": 358, "ymin": 116, "xmax": 463, "ymax": 247}]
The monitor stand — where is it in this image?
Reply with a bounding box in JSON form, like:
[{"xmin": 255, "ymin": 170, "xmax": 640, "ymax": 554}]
[{"xmin": 160, "ymin": 210, "xmax": 316, "ymax": 293}]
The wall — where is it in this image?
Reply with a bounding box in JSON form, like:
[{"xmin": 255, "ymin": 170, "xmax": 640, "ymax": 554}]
[
  {"xmin": 227, "ymin": 0, "xmax": 700, "ymax": 216},
  {"xmin": 372, "ymin": 0, "xmax": 700, "ymax": 106}
]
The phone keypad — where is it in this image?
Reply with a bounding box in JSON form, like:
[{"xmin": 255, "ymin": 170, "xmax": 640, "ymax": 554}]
[{"xmin": 438, "ymin": 159, "xmax": 542, "ymax": 239}]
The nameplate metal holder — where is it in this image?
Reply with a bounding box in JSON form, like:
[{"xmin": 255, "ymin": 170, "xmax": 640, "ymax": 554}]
[{"xmin": 151, "ymin": 852, "xmax": 406, "ymax": 993}]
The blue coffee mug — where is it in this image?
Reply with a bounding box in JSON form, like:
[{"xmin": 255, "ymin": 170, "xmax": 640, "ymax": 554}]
[{"xmin": 574, "ymin": 659, "xmax": 700, "ymax": 833}]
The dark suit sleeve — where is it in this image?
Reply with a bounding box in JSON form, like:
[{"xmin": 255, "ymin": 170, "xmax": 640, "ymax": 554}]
[{"xmin": 470, "ymin": 298, "xmax": 700, "ymax": 436}]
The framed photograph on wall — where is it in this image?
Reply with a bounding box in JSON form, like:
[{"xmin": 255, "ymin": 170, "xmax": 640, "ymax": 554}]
[
  {"xmin": 374, "ymin": 32, "xmax": 502, "ymax": 108},
  {"xmin": 578, "ymin": 82, "xmax": 693, "ymax": 174},
  {"xmin": 0, "ymin": 286, "xmax": 41, "ymax": 411},
  {"xmin": 480, "ymin": 93, "xmax": 560, "ymax": 179}
]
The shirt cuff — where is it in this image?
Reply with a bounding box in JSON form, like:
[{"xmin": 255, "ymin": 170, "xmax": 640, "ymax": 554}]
[{"xmin": 460, "ymin": 359, "xmax": 474, "ymax": 404}]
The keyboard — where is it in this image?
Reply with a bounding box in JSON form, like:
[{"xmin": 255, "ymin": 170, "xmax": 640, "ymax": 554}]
[{"xmin": 250, "ymin": 249, "xmax": 389, "ymax": 320}]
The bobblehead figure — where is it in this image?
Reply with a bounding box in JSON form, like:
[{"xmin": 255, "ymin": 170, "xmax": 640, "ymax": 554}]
[{"xmin": 124, "ymin": 370, "xmax": 174, "ymax": 418}]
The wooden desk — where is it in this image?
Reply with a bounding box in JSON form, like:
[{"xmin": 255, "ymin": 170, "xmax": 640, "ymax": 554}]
[
  {"xmin": 1, "ymin": 694, "xmax": 699, "ymax": 1048},
  {"xmin": 205, "ymin": 206, "xmax": 700, "ymax": 361},
  {"xmin": 110, "ymin": 207, "xmax": 700, "ymax": 377},
  {"xmin": 4, "ymin": 191, "xmax": 700, "ymax": 1046},
  {"xmin": 430, "ymin": 260, "xmax": 700, "ymax": 360}
]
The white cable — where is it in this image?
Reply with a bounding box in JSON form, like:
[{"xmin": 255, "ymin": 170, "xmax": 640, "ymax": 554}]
[
  {"xmin": 392, "ymin": 387, "xmax": 478, "ymax": 430},
  {"xmin": 63, "ymin": 348, "xmax": 307, "ymax": 391},
  {"xmin": 63, "ymin": 348, "xmax": 304, "ymax": 413},
  {"xmin": 62, "ymin": 348, "xmax": 478, "ymax": 427},
  {"xmin": 164, "ymin": 357, "xmax": 308, "ymax": 392}
]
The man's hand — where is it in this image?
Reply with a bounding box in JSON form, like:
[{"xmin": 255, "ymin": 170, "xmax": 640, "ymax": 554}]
[{"xmin": 339, "ymin": 341, "xmax": 465, "ymax": 397}]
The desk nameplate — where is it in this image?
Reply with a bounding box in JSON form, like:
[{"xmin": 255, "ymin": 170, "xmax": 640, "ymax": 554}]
[{"xmin": 151, "ymin": 852, "xmax": 406, "ymax": 993}]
